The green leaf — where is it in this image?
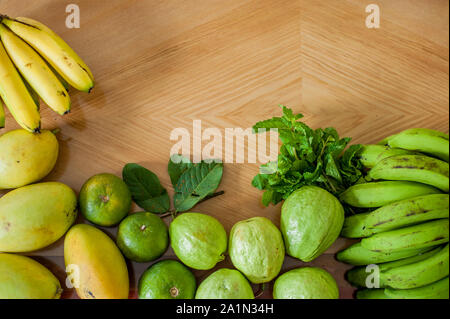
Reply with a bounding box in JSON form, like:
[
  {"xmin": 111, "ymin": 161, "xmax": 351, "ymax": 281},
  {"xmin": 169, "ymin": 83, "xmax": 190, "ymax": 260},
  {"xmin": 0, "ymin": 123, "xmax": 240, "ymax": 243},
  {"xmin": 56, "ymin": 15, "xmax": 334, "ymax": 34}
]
[
  {"xmin": 168, "ymin": 154, "xmax": 193, "ymax": 188},
  {"xmin": 262, "ymin": 189, "xmax": 274, "ymax": 206},
  {"xmin": 252, "ymin": 174, "xmax": 267, "ymax": 190},
  {"xmin": 122, "ymin": 163, "xmax": 170, "ymax": 213},
  {"xmin": 174, "ymin": 161, "xmax": 224, "ymax": 212},
  {"xmin": 252, "ymin": 117, "xmax": 289, "ymax": 132}
]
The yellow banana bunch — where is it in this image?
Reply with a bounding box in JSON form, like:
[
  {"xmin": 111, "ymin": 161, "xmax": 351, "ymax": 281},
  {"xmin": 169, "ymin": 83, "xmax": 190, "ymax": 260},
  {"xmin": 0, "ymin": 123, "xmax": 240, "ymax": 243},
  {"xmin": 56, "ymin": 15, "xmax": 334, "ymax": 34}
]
[
  {"xmin": 0, "ymin": 14, "xmax": 94, "ymax": 132},
  {"xmin": 0, "ymin": 39, "xmax": 41, "ymax": 132}
]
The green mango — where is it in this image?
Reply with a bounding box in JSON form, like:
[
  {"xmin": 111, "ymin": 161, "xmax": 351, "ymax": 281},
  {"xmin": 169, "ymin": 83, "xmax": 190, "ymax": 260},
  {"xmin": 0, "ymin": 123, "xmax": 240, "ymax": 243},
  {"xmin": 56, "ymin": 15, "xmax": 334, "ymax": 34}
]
[
  {"xmin": 0, "ymin": 182, "xmax": 77, "ymax": 252},
  {"xmin": 229, "ymin": 217, "xmax": 285, "ymax": 284},
  {"xmin": 273, "ymin": 267, "xmax": 339, "ymax": 299},
  {"xmin": 0, "ymin": 129, "xmax": 59, "ymax": 189},
  {"xmin": 195, "ymin": 268, "xmax": 254, "ymax": 299},
  {"xmin": 0, "ymin": 253, "xmax": 62, "ymax": 299},
  {"xmin": 281, "ymin": 186, "xmax": 344, "ymax": 262}
]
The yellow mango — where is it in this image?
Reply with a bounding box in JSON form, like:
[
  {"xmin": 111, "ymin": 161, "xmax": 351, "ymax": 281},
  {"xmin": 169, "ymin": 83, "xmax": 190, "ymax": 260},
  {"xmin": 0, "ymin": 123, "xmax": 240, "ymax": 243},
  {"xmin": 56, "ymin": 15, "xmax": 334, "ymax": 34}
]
[
  {"xmin": 0, "ymin": 182, "xmax": 77, "ymax": 252},
  {"xmin": 0, "ymin": 129, "xmax": 59, "ymax": 189},
  {"xmin": 0, "ymin": 253, "xmax": 62, "ymax": 299},
  {"xmin": 64, "ymin": 224, "xmax": 129, "ymax": 299}
]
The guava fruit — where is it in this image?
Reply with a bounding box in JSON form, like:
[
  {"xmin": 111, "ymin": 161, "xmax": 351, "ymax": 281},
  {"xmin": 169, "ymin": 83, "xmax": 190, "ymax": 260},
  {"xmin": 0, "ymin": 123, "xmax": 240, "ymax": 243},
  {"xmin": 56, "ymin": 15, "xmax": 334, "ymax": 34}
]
[
  {"xmin": 229, "ymin": 217, "xmax": 285, "ymax": 284},
  {"xmin": 273, "ymin": 267, "xmax": 339, "ymax": 299},
  {"xmin": 281, "ymin": 186, "xmax": 344, "ymax": 262},
  {"xmin": 195, "ymin": 268, "xmax": 254, "ymax": 299},
  {"xmin": 169, "ymin": 212, "xmax": 227, "ymax": 270}
]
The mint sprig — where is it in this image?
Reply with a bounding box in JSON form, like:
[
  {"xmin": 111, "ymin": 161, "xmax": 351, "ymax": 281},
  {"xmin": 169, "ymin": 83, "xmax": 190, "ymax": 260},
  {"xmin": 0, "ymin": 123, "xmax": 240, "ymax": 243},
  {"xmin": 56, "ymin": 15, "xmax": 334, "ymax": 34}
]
[{"xmin": 252, "ymin": 105, "xmax": 363, "ymax": 206}]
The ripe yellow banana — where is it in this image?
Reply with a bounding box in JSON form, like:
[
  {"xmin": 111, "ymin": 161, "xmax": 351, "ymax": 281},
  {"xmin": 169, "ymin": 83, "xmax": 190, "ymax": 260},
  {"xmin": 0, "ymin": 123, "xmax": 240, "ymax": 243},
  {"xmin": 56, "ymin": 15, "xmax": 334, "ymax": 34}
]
[
  {"xmin": 0, "ymin": 24, "xmax": 70, "ymax": 115},
  {"xmin": 0, "ymin": 97, "xmax": 5, "ymax": 128},
  {"xmin": 2, "ymin": 17, "xmax": 94, "ymax": 92},
  {"xmin": 0, "ymin": 40, "xmax": 40, "ymax": 132},
  {"xmin": 361, "ymin": 219, "xmax": 449, "ymax": 253},
  {"xmin": 368, "ymin": 155, "xmax": 449, "ymax": 192},
  {"xmin": 358, "ymin": 144, "xmax": 416, "ymax": 168},
  {"xmin": 383, "ymin": 128, "xmax": 449, "ymax": 162},
  {"xmin": 340, "ymin": 181, "xmax": 441, "ymax": 208}
]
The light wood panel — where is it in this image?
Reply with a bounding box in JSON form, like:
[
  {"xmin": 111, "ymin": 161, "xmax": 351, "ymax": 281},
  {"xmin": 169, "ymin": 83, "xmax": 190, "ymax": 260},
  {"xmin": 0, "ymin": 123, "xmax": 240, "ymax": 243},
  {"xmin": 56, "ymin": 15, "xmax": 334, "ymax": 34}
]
[{"xmin": 0, "ymin": 0, "xmax": 448, "ymax": 299}]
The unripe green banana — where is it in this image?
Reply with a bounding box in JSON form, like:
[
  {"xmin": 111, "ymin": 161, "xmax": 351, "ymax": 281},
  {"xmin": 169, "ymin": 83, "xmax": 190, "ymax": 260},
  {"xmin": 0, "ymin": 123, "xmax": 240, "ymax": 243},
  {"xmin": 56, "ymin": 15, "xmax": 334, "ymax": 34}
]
[
  {"xmin": 336, "ymin": 242, "xmax": 433, "ymax": 266},
  {"xmin": 383, "ymin": 128, "xmax": 449, "ymax": 162},
  {"xmin": 381, "ymin": 244, "xmax": 449, "ymax": 289},
  {"xmin": 356, "ymin": 289, "xmax": 390, "ymax": 299},
  {"xmin": 364, "ymin": 194, "xmax": 449, "ymax": 235},
  {"xmin": 347, "ymin": 245, "xmax": 443, "ymax": 287},
  {"xmin": 384, "ymin": 277, "xmax": 449, "ymax": 299},
  {"xmin": 361, "ymin": 219, "xmax": 449, "ymax": 253},
  {"xmin": 340, "ymin": 181, "xmax": 441, "ymax": 208},
  {"xmin": 358, "ymin": 144, "xmax": 416, "ymax": 168},
  {"xmin": 341, "ymin": 212, "xmax": 372, "ymax": 238},
  {"xmin": 368, "ymin": 155, "xmax": 449, "ymax": 192}
]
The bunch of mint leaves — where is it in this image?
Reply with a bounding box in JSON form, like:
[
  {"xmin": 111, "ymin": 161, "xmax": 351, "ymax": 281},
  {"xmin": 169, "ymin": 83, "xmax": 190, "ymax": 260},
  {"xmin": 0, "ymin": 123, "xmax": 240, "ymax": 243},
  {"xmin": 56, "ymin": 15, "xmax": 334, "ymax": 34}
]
[{"xmin": 252, "ymin": 105, "xmax": 363, "ymax": 206}]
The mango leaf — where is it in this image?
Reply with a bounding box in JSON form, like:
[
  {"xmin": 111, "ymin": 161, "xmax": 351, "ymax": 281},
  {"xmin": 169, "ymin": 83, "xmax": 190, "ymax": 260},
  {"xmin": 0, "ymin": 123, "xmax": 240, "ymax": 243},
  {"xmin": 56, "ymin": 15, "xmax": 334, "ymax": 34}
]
[
  {"xmin": 174, "ymin": 161, "xmax": 223, "ymax": 212},
  {"xmin": 168, "ymin": 154, "xmax": 193, "ymax": 188},
  {"xmin": 122, "ymin": 163, "xmax": 170, "ymax": 213}
]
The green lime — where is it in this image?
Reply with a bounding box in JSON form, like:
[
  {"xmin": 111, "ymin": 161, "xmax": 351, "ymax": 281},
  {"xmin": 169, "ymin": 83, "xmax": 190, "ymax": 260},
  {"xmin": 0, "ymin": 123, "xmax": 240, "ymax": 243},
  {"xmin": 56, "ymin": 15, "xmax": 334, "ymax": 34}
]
[
  {"xmin": 79, "ymin": 173, "xmax": 132, "ymax": 227},
  {"xmin": 138, "ymin": 260, "xmax": 196, "ymax": 299},
  {"xmin": 117, "ymin": 212, "xmax": 169, "ymax": 262},
  {"xmin": 195, "ymin": 268, "xmax": 254, "ymax": 299},
  {"xmin": 273, "ymin": 267, "xmax": 339, "ymax": 299},
  {"xmin": 169, "ymin": 212, "xmax": 227, "ymax": 270}
]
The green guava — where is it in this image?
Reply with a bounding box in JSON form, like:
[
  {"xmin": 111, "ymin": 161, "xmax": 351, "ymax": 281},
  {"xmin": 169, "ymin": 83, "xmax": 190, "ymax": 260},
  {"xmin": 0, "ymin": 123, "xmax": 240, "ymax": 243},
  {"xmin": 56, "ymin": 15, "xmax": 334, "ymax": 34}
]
[
  {"xmin": 273, "ymin": 267, "xmax": 339, "ymax": 299},
  {"xmin": 169, "ymin": 212, "xmax": 227, "ymax": 270},
  {"xmin": 195, "ymin": 268, "xmax": 254, "ymax": 299},
  {"xmin": 281, "ymin": 186, "xmax": 344, "ymax": 262},
  {"xmin": 229, "ymin": 217, "xmax": 285, "ymax": 284}
]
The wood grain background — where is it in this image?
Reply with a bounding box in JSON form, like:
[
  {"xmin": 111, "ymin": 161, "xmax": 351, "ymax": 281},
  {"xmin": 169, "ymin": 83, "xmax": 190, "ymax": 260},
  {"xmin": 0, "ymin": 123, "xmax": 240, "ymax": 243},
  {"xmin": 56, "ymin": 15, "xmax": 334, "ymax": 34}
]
[{"xmin": 0, "ymin": 0, "xmax": 448, "ymax": 299}]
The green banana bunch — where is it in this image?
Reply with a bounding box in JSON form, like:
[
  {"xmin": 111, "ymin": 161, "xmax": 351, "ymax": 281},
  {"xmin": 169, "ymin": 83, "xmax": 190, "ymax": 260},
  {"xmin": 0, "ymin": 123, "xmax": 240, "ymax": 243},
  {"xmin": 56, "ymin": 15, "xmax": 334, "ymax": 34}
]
[
  {"xmin": 340, "ymin": 181, "xmax": 441, "ymax": 208},
  {"xmin": 382, "ymin": 128, "xmax": 449, "ymax": 162},
  {"xmin": 361, "ymin": 219, "xmax": 449, "ymax": 253},
  {"xmin": 336, "ymin": 242, "xmax": 433, "ymax": 266},
  {"xmin": 358, "ymin": 144, "xmax": 416, "ymax": 168},
  {"xmin": 368, "ymin": 155, "xmax": 449, "ymax": 192},
  {"xmin": 357, "ymin": 277, "xmax": 449, "ymax": 299},
  {"xmin": 342, "ymin": 194, "xmax": 449, "ymax": 238},
  {"xmin": 347, "ymin": 245, "xmax": 448, "ymax": 289}
]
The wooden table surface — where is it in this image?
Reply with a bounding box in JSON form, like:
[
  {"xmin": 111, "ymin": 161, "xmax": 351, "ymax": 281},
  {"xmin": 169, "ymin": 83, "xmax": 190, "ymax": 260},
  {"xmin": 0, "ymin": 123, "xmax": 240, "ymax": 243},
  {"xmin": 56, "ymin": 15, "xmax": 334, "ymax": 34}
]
[{"xmin": 0, "ymin": 0, "xmax": 448, "ymax": 299}]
